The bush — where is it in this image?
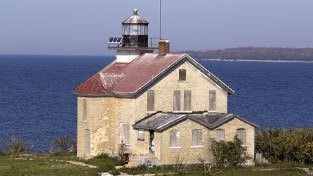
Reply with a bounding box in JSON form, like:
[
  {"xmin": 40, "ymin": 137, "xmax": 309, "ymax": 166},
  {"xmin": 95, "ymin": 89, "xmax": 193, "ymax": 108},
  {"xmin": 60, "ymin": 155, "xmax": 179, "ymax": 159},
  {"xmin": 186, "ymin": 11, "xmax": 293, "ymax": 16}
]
[
  {"xmin": 51, "ymin": 136, "xmax": 76, "ymax": 153},
  {"xmin": 211, "ymin": 136, "xmax": 249, "ymax": 167},
  {"xmin": 7, "ymin": 136, "xmax": 29, "ymax": 157},
  {"xmin": 256, "ymin": 128, "xmax": 313, "ymax": 165}
]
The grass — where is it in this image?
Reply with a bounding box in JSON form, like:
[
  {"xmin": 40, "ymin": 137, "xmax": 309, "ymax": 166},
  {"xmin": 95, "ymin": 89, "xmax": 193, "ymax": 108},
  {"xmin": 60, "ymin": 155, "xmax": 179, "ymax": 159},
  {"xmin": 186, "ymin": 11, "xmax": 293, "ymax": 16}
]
[
  {"xmin": 0, "ymin": 153, "xmax": 120, "ymax": 176},
  {"xmin": 0, "ymin": 154, "xmax": 311, "ymax": 176},
  {"xmin": 119, "ymin": 163, "xmax": 310, "ymax": 176}
]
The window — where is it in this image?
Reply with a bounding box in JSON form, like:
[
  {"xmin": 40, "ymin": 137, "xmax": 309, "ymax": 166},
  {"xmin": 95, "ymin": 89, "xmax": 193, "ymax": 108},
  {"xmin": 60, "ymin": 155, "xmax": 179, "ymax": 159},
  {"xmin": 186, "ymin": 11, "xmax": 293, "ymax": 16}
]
[
  {"xmin": 209, "ymin": 90, "xmax": 216, "ymax": 111},
  {"xmin": 192, "ymin": 129, "xmax": 202, "ymax": 146},
  {"xmin": 215, "ymin": 129, "xmax": 225, "ymax": 142},
  {"xmin": 120, "ymin": 123, "xmax": 130, "ymax": 145},
  {"xmin": 179, "ymin": 69, "xmax": 186, "ymax": 81},
  {"xmin": 173, "ymin": 90, "xmax": 181, "ymax": 111},
  {"xmin": 82, "ymin": 99, "xmax": 87, "ymax": 122},
  {"xmin": 147, "ymin": 90, "xmax": 155, "ymax": 111},
  {"xmin": 138, "ymin": 130, "xmax": 145, "ymax": 141},
  {"xmin": 169, "ymin": 129, "xmax": 180, "ymax": 147},
  {"xmin": 85, "ymin": 129, "xmax": 90, "ymax": 157},
  {"xmin": 184, "ymin": 90, "xmax": 191, "ymax": 111},
  {"xmin": 236, "ymin": 129, "xmax": 246, "ymax": 145}
]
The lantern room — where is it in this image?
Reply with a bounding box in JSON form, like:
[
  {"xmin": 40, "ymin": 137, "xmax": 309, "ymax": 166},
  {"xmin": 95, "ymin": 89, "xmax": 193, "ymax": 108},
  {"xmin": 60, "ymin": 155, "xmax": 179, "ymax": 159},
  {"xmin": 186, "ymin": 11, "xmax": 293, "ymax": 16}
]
[{"xmin": 122, "ymin": 9, "xmax": 149, "ymax": 47}]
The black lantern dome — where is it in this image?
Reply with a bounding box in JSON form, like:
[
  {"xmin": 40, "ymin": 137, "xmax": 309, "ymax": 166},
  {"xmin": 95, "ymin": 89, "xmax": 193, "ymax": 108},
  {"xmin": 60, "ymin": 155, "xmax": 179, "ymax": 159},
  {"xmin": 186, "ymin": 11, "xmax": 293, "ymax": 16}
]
[{"xmin": 122, "ymin": 9, "xmax": 149, "ymax": 47}]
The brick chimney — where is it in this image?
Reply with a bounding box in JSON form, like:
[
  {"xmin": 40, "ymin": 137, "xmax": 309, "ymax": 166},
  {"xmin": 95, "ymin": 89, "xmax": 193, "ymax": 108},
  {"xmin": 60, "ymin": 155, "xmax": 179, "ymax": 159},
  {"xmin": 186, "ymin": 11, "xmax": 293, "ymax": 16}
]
[{"xmin": 159, "ymin": 39, "xmax": 170, "ymax": 56}]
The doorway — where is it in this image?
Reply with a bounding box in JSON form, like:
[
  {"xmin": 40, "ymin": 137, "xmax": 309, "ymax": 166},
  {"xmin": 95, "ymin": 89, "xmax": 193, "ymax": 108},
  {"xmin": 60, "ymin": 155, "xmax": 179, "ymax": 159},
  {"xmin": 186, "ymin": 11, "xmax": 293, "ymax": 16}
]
[{"xmin": 149, "ymin": 130, "xmax": 155, "ymax": 153}]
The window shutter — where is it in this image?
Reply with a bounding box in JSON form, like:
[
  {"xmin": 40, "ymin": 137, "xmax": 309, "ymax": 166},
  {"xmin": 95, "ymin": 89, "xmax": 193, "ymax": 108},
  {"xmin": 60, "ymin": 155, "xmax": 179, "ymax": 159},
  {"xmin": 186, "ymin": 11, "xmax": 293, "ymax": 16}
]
[
  {"xmin": 179, "ymin": 69, "xmax": 186, "ymax": 81},
  {"xmin": 82, "ymin": 99, "xmax": 87, "ymax": 121},
  {"xmin": 209, "ymin": 90, "xmax": 216, "ymax": 111},
  {"xmin": 173, "ymin": 90, "xmax": 181, "ymax": 111},
  {"xmin": 147, "ymin": 90, "xmax": 155, "ymax": 111},
  {"xmin": 236, "ymin": 129, "xmax": 246, "ymax": 145},
  {"xmin": 184, "ymin": 90, "xmax": 191, "ymax": 111},
  {"xmin": 215, "ymin": 129, "xmax": 225, "ymax": 142},
  {"xmin": 192, "ymin": 129, "xmax": 202, "ymax": 146}
]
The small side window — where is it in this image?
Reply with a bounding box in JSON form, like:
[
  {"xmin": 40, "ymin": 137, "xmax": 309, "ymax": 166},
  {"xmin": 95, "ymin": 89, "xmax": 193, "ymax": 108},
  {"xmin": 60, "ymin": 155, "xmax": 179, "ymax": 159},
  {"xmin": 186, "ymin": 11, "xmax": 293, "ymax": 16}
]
[
  {"xmin": 209, "ymin": 90, "xmax": 216, "ymax": 111},
  {"xmin": 147, "ymin": 90, "xmax": 155, "ymax": 111},
  {"xmin": 192, "ymin": 129, "xmax": 202, "ymax": 146},
  {"xmin": 215, "ymin": 129, "xmax": 225, "ymax": 142},
  {"xmin": 236, "ymin": 128, "xmax": 246, "ymax": 145},
  {"xmin": 138, "ymin": 130, "xmax": 145, "ymax": 141},
  {"xmin": 82, "ymin": 99, "xmax": 87, "ymax": 122},
  {"xmin": 179, "ymin": 69, "xmax": 186, "ymax": 81},
  {"xmin": 169, "ymin": 129, "xmax": 180, "ymax": 147},
  {"xmin": 120, "ymin": 123, "xmax": 130, "ymax": 145}
]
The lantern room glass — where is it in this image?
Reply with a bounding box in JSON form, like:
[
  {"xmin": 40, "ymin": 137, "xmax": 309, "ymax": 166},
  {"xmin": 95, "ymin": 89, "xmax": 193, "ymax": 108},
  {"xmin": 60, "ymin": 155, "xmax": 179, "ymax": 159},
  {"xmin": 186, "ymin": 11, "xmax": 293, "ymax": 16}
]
[{"xmin": 122, "ymin": 24, "xmax": 148, "ymax": 36}]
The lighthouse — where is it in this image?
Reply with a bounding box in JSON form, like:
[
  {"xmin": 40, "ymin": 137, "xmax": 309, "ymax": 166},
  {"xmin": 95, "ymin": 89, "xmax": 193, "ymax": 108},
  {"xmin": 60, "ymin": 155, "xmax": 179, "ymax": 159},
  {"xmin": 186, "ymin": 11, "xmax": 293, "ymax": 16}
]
[{"xmin": 108, "ymin": 9, "xmax": 158, "ymax": 63}]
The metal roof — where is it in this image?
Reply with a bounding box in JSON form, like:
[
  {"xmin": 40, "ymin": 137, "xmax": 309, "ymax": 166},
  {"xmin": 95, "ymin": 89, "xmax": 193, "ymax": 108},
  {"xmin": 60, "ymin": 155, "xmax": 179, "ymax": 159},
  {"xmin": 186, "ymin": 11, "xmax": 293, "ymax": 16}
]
[
  {"xmin": 133, "ymin": 112, "xmax": 259, "ymax": 132},
  {"xmin": 122, "ymin": 9, "xmax": 149, "ymax": 24},
  {"xmin": 74, "ymin": 53, "xmax": 234, "ymax": 97}
]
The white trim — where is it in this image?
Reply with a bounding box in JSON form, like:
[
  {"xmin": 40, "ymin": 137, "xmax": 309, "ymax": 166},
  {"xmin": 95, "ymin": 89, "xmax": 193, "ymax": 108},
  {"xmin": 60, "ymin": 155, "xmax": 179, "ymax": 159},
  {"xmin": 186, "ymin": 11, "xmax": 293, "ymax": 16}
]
[
  {"xmin": 168, "ymin": 147, "xmax": 181, "ymax": 149},
  {"xmin": 191, "ymin": 146, "xmax": 204, "ymax": 148}
]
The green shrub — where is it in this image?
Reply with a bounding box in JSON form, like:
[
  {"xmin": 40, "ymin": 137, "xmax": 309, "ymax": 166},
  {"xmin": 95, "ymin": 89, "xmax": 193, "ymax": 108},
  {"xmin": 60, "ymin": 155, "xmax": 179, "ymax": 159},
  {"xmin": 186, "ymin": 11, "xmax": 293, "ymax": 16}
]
[
  {"xmin": 51, "ymin": 136, "xmax": 76, "ymax": 153},
  {"xmin": 7, "ymin": 137, "xmax": 29, "ymax": 157},
  {"xmin": 256, "ymin": 128, "xmax": 313, "ymax": 165},
  {"xmin": 211, "ymin": 136, "xmax": 249, "ymax": 167}
]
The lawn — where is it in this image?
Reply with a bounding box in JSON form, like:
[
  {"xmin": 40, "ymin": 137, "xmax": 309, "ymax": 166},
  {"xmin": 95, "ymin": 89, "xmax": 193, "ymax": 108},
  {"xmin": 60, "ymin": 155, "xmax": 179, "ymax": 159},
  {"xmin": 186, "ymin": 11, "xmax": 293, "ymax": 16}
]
[
  {"xmin": 0, "ymin": 154, "xmax": 310, "ymax": 176},
  {"xmin": 0, "ymin": 153, "xmax": 119, "ymax": 176}
]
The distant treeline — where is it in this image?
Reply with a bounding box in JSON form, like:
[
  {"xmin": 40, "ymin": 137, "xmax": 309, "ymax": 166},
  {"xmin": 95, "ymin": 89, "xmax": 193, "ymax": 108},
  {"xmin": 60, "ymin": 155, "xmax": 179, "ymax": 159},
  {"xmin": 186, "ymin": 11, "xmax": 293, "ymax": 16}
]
[{"xmin": 185, "ymin": 47, "xmax": 313, "ymax": 61}]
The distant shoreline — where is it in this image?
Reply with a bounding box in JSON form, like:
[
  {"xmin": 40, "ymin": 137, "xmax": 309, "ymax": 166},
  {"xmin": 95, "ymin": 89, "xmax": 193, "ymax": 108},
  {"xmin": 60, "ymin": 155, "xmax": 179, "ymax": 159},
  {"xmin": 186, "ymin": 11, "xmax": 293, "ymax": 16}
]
[{"xmin": 199, "ymin": 58, "xmax": 313, "ymax": 63}]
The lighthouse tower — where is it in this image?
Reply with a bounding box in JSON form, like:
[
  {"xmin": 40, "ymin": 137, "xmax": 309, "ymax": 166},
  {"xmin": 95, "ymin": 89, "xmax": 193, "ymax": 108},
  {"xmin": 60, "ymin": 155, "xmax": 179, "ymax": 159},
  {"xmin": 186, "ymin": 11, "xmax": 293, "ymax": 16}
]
[{"xmin": 108, "ymin": 9, "xmax": 158, "ymax": 63}]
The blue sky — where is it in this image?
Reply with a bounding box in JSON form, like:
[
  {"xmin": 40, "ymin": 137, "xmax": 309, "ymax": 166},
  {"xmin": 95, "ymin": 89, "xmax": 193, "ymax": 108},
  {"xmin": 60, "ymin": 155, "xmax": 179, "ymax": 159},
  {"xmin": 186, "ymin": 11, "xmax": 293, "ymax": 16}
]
[{"xmin": 1, "ymin": 0, "xmax": 313, "ymax": 55}]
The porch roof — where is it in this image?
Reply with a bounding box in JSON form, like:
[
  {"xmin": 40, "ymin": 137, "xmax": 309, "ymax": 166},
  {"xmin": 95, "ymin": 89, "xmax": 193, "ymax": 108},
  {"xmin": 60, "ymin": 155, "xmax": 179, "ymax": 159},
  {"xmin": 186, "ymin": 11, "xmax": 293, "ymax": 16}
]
[{"xmin": 133, "ymin": 112, "xmax": 258, "ymax": 132}]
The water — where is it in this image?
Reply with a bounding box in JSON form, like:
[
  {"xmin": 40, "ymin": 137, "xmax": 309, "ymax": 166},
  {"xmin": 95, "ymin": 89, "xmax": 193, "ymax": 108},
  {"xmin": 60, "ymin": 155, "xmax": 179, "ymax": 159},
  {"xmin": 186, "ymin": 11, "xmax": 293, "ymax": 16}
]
[{"xmin": 0, "ymin": 55, "xmax": 312, "ymax": 151}]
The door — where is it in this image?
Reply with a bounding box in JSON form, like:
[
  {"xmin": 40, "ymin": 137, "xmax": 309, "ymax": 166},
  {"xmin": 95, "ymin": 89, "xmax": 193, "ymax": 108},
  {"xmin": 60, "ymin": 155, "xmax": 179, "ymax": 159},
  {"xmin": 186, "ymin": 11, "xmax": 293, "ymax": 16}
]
[{"xmin": 149, "ymin": 130, "xmax": 155, "ymax": 153}]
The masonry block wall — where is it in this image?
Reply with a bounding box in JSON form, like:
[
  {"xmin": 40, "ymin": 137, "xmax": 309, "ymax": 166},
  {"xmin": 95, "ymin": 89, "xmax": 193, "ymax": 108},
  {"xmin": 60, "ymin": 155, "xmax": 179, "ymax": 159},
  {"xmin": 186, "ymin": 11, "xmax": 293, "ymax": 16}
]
[{"xmin": 77, "ymin": 60, "xmax": 244, "ymax": 160}]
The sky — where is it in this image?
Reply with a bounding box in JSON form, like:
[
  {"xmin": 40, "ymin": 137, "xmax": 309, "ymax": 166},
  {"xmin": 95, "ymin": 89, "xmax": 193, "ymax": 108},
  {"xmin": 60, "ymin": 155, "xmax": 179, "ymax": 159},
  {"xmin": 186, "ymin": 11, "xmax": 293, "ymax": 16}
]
[{"xmin": 1, "ymin": 0, "xmax": 313, "ymax": 55}]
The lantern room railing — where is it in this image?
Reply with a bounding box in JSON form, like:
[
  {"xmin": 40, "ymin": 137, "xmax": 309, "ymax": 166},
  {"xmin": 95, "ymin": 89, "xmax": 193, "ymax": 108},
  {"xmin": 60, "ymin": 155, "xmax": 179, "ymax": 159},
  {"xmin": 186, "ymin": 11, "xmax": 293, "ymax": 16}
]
[{"xmin": 108, "ymin": 37, "xmax": 159, "ymax": 49}]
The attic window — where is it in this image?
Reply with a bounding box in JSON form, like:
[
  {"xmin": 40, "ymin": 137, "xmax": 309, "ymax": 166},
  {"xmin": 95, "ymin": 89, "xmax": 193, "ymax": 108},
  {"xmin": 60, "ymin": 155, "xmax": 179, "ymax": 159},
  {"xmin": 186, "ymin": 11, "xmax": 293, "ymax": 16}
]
[
  {"xmin": 179, "ymin": 69, "xmax": 186, "ymax": 81},
  {"xmin": 236, "ymin": 128, "xmax": 246, "ymax": 145}
]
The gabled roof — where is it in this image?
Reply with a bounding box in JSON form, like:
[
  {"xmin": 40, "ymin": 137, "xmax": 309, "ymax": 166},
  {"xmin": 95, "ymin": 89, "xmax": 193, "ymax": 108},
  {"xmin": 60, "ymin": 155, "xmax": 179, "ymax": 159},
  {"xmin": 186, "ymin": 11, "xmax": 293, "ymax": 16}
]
[
  {"xmin": 74, "ymin": 53, "xmax": 234, "ymax": 97},
  {"xmin": 133, "ymin": 112, "xmax": 259, "ymax": 132}
]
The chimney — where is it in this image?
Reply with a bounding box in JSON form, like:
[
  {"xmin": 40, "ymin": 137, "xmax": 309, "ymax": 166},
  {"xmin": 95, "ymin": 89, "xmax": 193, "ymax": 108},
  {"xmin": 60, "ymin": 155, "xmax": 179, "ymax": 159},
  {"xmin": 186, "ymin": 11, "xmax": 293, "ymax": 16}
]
[{"xmin": 159, "ymin": 39, "xmax": 170, "ymax": 56}]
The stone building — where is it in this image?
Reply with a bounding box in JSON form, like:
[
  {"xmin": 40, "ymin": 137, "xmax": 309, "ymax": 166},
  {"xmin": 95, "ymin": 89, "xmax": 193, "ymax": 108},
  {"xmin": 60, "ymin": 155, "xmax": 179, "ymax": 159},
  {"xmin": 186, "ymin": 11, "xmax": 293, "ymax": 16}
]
[{"xmin": 74, "ymin": 9, "xmax": 258, "ymax": 166}]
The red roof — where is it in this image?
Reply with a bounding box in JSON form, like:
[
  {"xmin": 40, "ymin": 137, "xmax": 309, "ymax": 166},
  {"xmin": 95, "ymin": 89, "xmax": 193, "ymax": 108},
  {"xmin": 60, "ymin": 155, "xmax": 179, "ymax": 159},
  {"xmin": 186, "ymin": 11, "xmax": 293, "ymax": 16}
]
[{"xmin": 74, "ymin": 53, "xmax": 234, "ymax": 97}]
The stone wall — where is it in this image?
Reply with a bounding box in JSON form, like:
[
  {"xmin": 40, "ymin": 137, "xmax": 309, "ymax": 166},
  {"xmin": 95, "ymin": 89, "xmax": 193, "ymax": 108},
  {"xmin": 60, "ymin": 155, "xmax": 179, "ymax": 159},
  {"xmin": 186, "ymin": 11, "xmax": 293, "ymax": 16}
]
[{"xmin": 157, "ymin": 118, "xmax": 255, "ymax": 165}]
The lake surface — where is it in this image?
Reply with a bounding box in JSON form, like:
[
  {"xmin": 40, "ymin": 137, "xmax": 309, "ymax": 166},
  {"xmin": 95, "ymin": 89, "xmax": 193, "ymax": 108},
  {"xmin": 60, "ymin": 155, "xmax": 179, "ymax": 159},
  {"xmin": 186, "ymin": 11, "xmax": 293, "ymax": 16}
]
[{"xmin": 0, "ymin": 55, "xmax": 312, "ymax": 151}]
